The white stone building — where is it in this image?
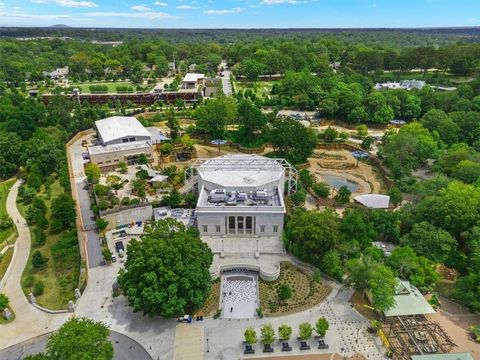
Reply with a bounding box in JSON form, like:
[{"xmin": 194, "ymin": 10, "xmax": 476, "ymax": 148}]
[
  {"xmin": 184, "ymin": 154, "xmax": 297, "ymax": 281},
  {"xmin": 187, "ymin": 154, "xmax": 297, "ymax": 238}
]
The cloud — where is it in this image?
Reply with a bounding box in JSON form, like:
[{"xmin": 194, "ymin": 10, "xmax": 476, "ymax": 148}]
[
  {"xmin": 85, "ymin": 10, "xmax": 174, "ymax": 19},
  {"xmin": 176, "ymin": 5, "xmax": 199, "ymax": 9},
  {"xmin": 153, "ymin": 1, "xmax": 167, "ymax": 5},
  {"xmin": 0, "ymin": 10, "xmax": 69, "ymax": 18},
  {"xmin": 203, "ymin": 7, "xmax": 244, "ymax": 15},
  {"xmin": 260, "ymin": 0, "xmax": 306, "ymax": 4},
  {"xmin": 131, "ymin": 4, "xmax": 152, "ymax": 11},
  {"xmin": 30, "ymin": 0, "xmax": 98, "ymax": 8}
]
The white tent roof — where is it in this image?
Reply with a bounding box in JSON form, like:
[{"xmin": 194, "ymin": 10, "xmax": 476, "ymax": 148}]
[
  {"xmin": 95, "ymin": 116, "xmax": 151, "ymax": 144},
  {"xmin": 354, "ymin": 194, "xmax": 390, "ymax": 209}
]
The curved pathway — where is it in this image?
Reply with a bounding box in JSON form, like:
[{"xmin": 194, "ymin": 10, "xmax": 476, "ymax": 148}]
[{"xmin": 0, "ymin": 180, "xmax": 69, "ymax": 350}]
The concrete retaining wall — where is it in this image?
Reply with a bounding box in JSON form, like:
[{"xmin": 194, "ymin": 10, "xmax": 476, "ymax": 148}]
[{"xmin": 211, "ymin": 262, "xmax": 281, "ymax": 282}]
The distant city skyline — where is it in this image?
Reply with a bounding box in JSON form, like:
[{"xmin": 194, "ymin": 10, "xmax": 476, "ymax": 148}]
[{"xmin": 0, "ymin": 0, "xmax": 479, "ymax": 28}]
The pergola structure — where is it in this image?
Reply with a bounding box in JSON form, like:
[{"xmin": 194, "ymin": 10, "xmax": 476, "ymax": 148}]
[
  {"xmin": 184, "ymin": 157, "xmax": 298, "ymax": 195},
  {"xmin": 380, "ymin": 316, "xmax": 456, "ymax": 360}
]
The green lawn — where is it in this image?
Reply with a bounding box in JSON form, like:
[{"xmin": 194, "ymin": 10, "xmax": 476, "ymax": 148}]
[
  {"xmin": 20, "ymin": 180, "xmax": 80, "ymax": 310},
  {"xmin": 0, "ymin": 247, "xmax": 13, "ymax": 282},
  {"xmin": 69, "ymin": 81, "xmax": 142, "ymax": 93},
  {"xmin": 234, "ymin": 80, "xmax": 274, "ymax": 97},
  {"xmin": 0, "ymin": 179, "xmax": 16, "ymax": 245}
]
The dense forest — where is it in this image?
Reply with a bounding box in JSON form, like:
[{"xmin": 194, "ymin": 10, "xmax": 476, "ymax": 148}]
[
  {"xmin": 2, "ymin": 26, "xmax": 480, "ymax": 45},
  {"xmin": 1, "ymin": 28, "xmax": 480, "ymax": 312},
  {"xmin": 2, "ymin": 28, "xmax": 480, "ymax": 87}
]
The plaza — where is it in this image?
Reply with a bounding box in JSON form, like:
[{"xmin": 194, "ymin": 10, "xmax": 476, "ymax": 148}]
[{"xmin": 221, "ymin": 270, "xmax": 259, "ymax": 320}]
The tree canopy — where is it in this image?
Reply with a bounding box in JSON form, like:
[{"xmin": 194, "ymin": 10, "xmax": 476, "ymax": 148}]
[
  {"xmin": 45, "ymin": 317, "xmax": 113, "ymax": 360},
  {"xmin": 118, "ymin": 218, "xmax": 213, "ymax": 317}
]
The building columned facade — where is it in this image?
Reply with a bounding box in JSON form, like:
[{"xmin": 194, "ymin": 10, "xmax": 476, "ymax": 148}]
[{"xmin": 189, "ymin": 154, "xmax": 297, "ymax": 238}]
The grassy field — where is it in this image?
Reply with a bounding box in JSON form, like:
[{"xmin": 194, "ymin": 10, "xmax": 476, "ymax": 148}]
[
  {"xmin": 69, "ymin": 81, "xmax": 139, "ymax": 93},
  {"xmin": 234, "ymin": 80, "xmax": 274, "ymax": 97},
  {"xmin": 0, "ymin": 179, "xmax": 16, "ymax": 245},
  {"xmin": 0, "ymin": 247, "xmax": 13, "ymax": 282},
  {"xmin": 20, "ymin": 181, "xmax": 80, "ymax": 310}
]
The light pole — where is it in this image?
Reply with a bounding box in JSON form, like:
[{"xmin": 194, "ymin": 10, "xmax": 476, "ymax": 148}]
[
  {"xmin": 356, "ymin": 327, "xmax": 360, "ymax": 343},
  {"xmin": 206, "ymin": 338, "xmax": 209, "ymax": 353}
]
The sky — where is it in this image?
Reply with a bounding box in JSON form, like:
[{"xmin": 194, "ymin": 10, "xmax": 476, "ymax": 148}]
[{"xmin": 0, "ymin": 0, "xmax": 479, "ymax": 29}]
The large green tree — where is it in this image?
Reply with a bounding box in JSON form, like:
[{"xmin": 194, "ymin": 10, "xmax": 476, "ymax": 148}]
[
  {"xmin": 118, "ymin": 218, "xmax": 213, "ymax": 317},
  {"xmin": 382, "ymin": 122, "xmax": 438, "ymax": 177},
  {"xmin": 345, "ymin": 256, "xmax": 378, "ymax": 295},
  {"xmin": 195, "ymin": 97, "xmax": 237, "ymax": 139},
  {"xmin": 237, "ymin": 99, "xmax": 267, "ymax": 141},
  {"xmin": 46, "ymin": 317, "xmax": 113, "ymax": 360},
  {"xmin": 387, "ymin": 246, "xmax": 439, "ymax": 291},
  {"xmin": 368, "ymin": 264, "xmax": 396, "ymax": 312},
  {"xmin": 286, "ymin": 209, "xmax": 340, "ymax": 267},
  {"xmin": 269, "ymin": 118, "xmax": 317, "ymax": 163},
  {"xmin": 50, "ymin": 194, "xmax": 76, "ymax": 233},
  {"xmin": 401, "ymin": 221, "xmax": 457, "ymax": 263}
]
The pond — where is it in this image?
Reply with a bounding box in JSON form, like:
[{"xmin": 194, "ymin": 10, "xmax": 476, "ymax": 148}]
[{"xmin": 322, "ymin": 175, "xmax": 359, "ymax": 192}]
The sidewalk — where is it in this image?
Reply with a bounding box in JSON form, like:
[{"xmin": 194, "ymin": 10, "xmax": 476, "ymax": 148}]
[{"xmin": 0, "ymin": 180, "xmax": 68, "ymax": 350}]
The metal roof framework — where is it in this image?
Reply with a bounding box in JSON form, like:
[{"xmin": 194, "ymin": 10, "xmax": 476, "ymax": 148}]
[
  {"xmin": 381, "ymin": 316, "xmax": 456, "ymax": 360},
  {"xmin": 184, "ymin": 157, "xmax": 297, "ymax": 194}
]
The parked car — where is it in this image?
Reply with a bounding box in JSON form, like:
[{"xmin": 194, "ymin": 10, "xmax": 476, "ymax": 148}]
[
  {"xmin": 111, "ymin": 254, "xmax": 116, "ymax": 262},
  {"xmin": 115, "ymin": 241, "xmax": 124, "ymax": 253},
  {"xmin": 177, "ymin": 315, "xmax": 192, "ymax": 323}
]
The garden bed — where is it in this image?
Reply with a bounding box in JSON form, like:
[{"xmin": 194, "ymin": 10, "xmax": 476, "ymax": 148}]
[
  {"xmin": 259, "ymin": 262, "xmax": 331, "ymax": 316},
  {"xmin": 196, "ymin": 279, "xmax": 220, "ymax": 316}
]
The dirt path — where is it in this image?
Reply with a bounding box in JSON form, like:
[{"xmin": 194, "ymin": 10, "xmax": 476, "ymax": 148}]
[{"xmin": 427, "ymin": 310, "xmax": 480, "ymax": 357}]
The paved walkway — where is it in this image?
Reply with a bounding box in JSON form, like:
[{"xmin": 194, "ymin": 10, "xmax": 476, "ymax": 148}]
[
  {"xmin": 221, "ymin": 69, "xmax": 232, "ymax": 96},
  {"xmin": 174, "ymin": 325, "xmax": 204, "ymax": 360},
  {"xmin": 68, "ymin": 133, "xmax": 104, "ymax": 268},
  {"xmin": 202, "ymin": 286, "xmax": 386, "ymax": 360},
  {"xmin": 0, "ymin": 180, "xmax": 69, "ymax": 350}
]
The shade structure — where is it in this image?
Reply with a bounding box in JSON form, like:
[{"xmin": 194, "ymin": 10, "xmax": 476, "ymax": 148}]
[{"xmin": 211, "ymin": 139, "xmax": 227, "ymax": 146}]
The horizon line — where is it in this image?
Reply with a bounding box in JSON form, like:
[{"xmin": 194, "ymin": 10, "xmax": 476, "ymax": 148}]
[{"xmin": 1, "ymin": 25, "xmax": 480, "ymax": 31}]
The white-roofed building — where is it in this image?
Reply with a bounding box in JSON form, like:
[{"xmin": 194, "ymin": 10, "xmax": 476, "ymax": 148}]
[
  {"xmin": 187, "ymin": 154, "xmax": 297, "ymax": 238},
  {"xmin": 181, "ymin": 73, "xmax": 205, "ymax": 90},
  {"xmin": 88, "ymin": 116, "xmax": 155, "ymax": 171},
  {"xmin": 183, "ymin": 154, "xmax": 298, "ymax": 282},
  {"xmin": 50, "ymin": 66, "xmax": 69, "ymax": 80},
  {"xmin": 95, "ymin": 116, "xmax": 152, "ymax": 146},
  {"xmin": 354, "ymin": 194, "xmax": 390, "ymax": 209}
]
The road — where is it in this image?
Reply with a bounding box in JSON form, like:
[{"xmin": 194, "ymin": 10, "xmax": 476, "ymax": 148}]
[
  {"xmin": 0, "ymin": 330, "xmax": 152, "ymax": 360},
  {"xmin": 68, "ymin": 135, "xmax": 104, "ymax": 268},
  {"xmin": 220, "ymin": 62, "xmax": 232, "ymax": 96},
  {"xmin": 69, "ymin": 133, "xmax": 176, "ymax": 360},
  {"xmin": 0, "ymin": 181, "xmax": 69, "ymax": 350}
]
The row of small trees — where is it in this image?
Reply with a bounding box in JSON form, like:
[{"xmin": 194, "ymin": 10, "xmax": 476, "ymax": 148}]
[{"xmin": 244, "ymin": 317, "xmax": 329, "ymax": 345}]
